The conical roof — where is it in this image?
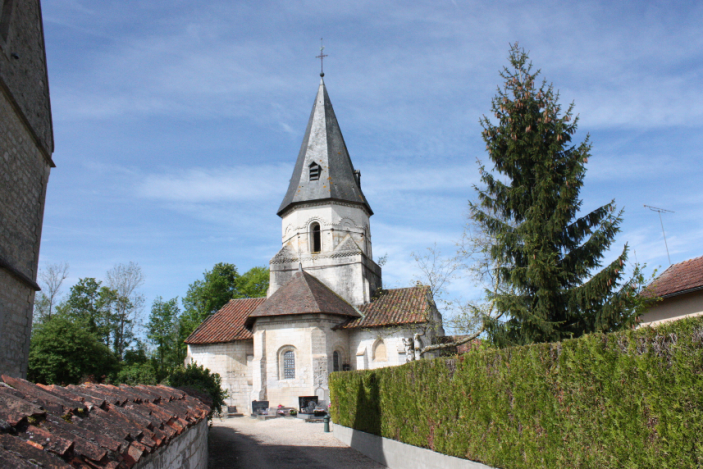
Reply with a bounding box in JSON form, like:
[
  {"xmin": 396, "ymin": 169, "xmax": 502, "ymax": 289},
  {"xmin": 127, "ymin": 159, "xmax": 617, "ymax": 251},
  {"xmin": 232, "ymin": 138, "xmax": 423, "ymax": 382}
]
[
  {"xmin": 245, "ymin": 270, "xmax": 361, "ymax": 327},
  {"xmin": 277, "ymin": 78, "xmax": 373, "ymax": 216}
]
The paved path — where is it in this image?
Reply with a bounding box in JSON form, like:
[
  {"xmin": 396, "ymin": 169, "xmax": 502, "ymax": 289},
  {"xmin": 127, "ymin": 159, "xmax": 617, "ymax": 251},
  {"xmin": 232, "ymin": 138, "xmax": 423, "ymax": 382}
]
[{"xmin": 209, "ymin": 417, "xmax": 386, "ymax": 469}]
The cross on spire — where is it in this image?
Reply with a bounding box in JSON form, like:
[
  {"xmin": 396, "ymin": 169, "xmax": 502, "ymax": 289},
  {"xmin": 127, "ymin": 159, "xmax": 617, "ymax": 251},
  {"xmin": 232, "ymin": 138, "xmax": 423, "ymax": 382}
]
[{"xmin": 316, "ymin": 38, "xmax": 328, "ymax": 77}]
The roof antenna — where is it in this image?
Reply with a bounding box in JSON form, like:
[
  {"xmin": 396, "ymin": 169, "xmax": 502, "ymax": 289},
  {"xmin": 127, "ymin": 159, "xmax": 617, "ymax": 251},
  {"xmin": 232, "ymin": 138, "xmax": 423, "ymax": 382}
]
[
  {"xmin": 644, "ymin": 205, "xmax": 674, "ymax": 265},
  {"xmin": 316, "ymin": 38, "xmax": 328, "ymax": 77}
]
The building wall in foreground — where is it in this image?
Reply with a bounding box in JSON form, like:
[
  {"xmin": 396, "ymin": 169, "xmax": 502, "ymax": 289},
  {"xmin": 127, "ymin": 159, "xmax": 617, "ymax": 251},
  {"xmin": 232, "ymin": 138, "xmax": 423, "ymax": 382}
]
[
  {"xmin": 187, "ymin": 341, "xmax": 253, "ymax": 412},
  {"xmin": 0, "ymin": 77, "xmax": 52, "ymax": 378},
  {"xmin": 638, "ymin": 290, "xmax": 703, "ymax": 327},
  {"xmin": 134, "ymin": 418, "xmax": 208, "ymax": 469}
]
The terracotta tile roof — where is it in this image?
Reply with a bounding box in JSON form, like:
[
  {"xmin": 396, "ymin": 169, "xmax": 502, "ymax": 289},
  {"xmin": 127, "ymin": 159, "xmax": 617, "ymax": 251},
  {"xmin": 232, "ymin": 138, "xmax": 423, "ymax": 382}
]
[
  {"xmin": 0, "ymin": 375, "xmax": 209, "ymax": 469},
  {"xmin": 184, "ymin": 297, "xmax": 265, "ymax": 345},
  {"xmin": 245, "ymin": 271, "xmax": 360, "ymax": 326},
  {"xmin": 336, "ymin": 285, "xmax": 433, "ymax": 329},
  {"xmin": 646, "ymin": 255, "xmax": 703, "ymax": 299}
]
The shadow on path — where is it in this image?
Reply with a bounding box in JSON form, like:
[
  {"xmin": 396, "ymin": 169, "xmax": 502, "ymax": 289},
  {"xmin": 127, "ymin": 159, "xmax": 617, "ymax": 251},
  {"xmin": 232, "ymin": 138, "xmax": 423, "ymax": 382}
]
[{"xmin": 209, "ymin": 425, "xmax": 386, "ymax": 469}]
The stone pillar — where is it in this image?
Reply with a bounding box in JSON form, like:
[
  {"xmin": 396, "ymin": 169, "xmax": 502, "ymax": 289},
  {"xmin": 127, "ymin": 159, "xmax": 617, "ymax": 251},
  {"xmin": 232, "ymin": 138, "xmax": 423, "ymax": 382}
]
[
  {"xmin": 356, "ymin": 347, "xmax": 367, "ymax": 370},
  {"xmin": 250, "ymin": 330, "xmax": 267, "ymax": 408}
]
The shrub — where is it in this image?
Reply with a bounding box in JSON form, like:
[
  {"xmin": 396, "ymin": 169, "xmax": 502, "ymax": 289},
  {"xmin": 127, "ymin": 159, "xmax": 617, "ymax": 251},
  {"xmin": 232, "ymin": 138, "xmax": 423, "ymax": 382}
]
[
  {"xmin": 330, "ymin": 317, "xmax": 703, "ymax": 468},
  {"xmin": 115, "ymin": 362, "xmax": 158, "ymax": 386},
  {"xmin": 166, "ymin": 363, "xmax": 227, "ymax": 419},
  {"xmin": 28, "ymin": 316, "xmax": 119, "ymax": 385}
]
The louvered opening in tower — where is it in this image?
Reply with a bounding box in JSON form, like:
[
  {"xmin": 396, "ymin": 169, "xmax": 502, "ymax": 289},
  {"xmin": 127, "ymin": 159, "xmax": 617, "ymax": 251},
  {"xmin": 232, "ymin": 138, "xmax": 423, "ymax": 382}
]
[{"xmin": 309, "ymin": 162, "xmax": 321, "ymax": 181}]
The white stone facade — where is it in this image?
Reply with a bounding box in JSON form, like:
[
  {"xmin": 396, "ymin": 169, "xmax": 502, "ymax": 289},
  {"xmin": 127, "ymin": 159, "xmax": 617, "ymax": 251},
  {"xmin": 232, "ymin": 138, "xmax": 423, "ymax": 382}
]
[
  {"xmin": 186, "ymin": 341, "xmax": 253, "ymax": 413},
  {"xmin": 186, "ymin": 78, "xmax": 444, "ymax": 414},
  {"xmin": 188, "ymin": 317, "xmax": 443, "ymax": 412},
  {"xmin": 270, "ymin": 201, "xmax": 382, "ymax": 306}
]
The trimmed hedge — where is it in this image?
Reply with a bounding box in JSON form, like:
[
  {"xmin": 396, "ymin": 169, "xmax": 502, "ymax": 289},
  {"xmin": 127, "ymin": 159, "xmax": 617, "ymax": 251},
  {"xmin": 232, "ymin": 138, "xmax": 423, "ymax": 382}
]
[{"xmin": 329, "ymin": 317, "xmax": 703, "ymax": 468}]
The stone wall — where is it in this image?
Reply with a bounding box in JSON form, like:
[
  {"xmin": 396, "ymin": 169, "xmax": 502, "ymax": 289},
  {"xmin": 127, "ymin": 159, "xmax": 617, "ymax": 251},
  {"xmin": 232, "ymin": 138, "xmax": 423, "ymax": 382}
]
[
  {"xmin": 0, "ymin": 0, "xmax": 54, "ymax": 155},
  {"xmin": 187, "ymin": 341, "xmax": 253, "ymax": 412},
  {"xmin": 251, "ymin": 314, "xmax": 350, "ymax": 410},
  {"xmin": 349, "ymin": 328, "xmax": 413, "ymax": 370},
  {"xmin": 134, "ymin": 419, "xmax": 208, "ymax": 469},
  {"xmin": 271, "ymin": 201, "xmax": 382, "ymax": 305},
  {"xmin": 0, "ymin": 17, "xmax": 53, "ymax": 377}
]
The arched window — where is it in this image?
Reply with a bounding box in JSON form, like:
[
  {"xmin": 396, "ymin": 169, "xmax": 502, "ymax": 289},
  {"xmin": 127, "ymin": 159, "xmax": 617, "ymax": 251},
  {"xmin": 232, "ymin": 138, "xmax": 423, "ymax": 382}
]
[
  {"xmin": 283, "ymin": 350, "xmax": 295, "ymax": 379},
  {"xmin": 333, "ymin": 351, "xmax": 340, "ymax": 372},
  {"xmin": 373, "ymin": 340, "xmax": 387, "ymax": 362},
  {"xmin": 311, "ymin": 222, "xmax": 321, "ymax": 253}
]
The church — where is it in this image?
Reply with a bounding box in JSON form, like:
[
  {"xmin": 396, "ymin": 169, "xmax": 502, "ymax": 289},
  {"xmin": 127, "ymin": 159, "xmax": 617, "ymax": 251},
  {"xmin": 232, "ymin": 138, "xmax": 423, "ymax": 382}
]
[{"xmin": 185, "ymin": 76, "xmax": 445, "ymax": 413}]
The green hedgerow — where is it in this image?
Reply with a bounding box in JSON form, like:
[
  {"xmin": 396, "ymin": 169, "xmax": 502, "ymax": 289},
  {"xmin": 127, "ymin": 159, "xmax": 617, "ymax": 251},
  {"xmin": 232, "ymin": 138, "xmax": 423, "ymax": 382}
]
[{"xmin": 330, "ymin": 317, "xmax": 703, "ymax": 469}]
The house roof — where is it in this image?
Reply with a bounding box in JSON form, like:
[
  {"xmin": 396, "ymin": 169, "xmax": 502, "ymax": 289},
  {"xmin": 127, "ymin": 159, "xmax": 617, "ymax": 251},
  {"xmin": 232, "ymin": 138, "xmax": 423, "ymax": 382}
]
[
  {"xmin": 186, "ymin": 282, "xmax": 436, "ymax": 345},
  {"xmin": 646, "ymin": 255, "xmax": 703, "ymax": 299},
  {"xmin": 277, "ymin": 78, "xmax": 372, "ymax": 217},
  {"xmin": 245, "ymin": 271, "xmax": 361, "ymax": 326},
  {"xmin": 336, "ymin": 285, "xmax": 433, "ymax": 329},
  {"xmin": 184, "ymin": 297, "xmax": 266, "ymax": 345},
  {"xmin": 0, "ymin": 375, "xmax": 209, "ymax": 469}
]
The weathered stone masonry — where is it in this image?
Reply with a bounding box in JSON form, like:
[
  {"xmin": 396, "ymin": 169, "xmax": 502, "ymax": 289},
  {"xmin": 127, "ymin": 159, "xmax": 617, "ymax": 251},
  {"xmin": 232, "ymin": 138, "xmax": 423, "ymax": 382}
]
[{"xmin": 0, "ymin": 0, "xmax": 55, "ymax": 378}]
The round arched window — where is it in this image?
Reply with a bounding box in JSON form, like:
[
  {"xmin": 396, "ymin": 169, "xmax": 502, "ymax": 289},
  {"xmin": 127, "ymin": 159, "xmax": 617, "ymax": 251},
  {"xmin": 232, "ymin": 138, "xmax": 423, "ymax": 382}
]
[
  {"xmin": 311, "ymin": 223, "xmax": 321, "ymax": 253},
  {"xmin": 283, "ymin": 350, "xmax": 295, "ymax": 379}
]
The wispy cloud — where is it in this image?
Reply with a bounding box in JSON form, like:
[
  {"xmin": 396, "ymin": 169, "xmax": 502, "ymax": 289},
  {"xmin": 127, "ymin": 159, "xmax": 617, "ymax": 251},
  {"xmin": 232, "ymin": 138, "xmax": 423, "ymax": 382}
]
[
  {"xmin": 39, "ymin": 0, "xmax": 703, "ymax": 317},
  {"xmin": 136, "ymin": 165, "xmax": 290, "ymax": 203}
]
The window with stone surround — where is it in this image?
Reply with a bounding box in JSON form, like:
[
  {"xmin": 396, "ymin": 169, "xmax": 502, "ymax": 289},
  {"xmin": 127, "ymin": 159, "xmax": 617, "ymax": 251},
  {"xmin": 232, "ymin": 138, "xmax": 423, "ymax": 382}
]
[
  {"xmin": 279, "ymin": 346, "xmax": 296, "ymax": 380},
  {"xmin": 333, "ymin": 351, "xmax": 340, "ymax": 372},
  {"xmin": 311, "ymin": 222, "xmax": 321, "ymax": 253}
]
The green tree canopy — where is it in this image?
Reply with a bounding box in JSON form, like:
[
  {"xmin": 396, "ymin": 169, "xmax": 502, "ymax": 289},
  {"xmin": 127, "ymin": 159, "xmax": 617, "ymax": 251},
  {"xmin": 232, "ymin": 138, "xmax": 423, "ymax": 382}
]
[
  {"xmin": 178, "ymin": 263, "xmax": 269, "ymax": 357},
  {"xmin": 28, "ymin": 316, "xmax": 119, "ymax": 385},
  {"xmin": 237, "ymin": 266, "xmax": 270, "ymax": 298},
  {"xmin": 473, "ymin": 44, "xmax": 642, "ymax": 346},
  {"xmin": 147, "ymin": 296, "xmax": 181, "ymax": 378},
  {"xmin": 55, "ymin": 278, "xmax": 116, "ymax": 346}
]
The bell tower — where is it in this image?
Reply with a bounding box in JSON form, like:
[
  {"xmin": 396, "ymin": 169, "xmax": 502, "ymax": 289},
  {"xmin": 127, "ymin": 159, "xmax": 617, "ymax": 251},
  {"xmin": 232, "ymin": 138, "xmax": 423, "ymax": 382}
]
[{"xmin": 268, "ymin": 78, "xmax": 381, "ymax": 305}]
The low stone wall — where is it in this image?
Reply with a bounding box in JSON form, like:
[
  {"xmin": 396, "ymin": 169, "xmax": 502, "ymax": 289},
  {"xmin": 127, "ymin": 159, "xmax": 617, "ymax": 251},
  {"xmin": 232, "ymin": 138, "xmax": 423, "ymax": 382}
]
[
  {"xmin": 332, "ymin": 423, "xmax": 494, "ymax": 469},
  {"xmin": 135, "ymin": 419, "xmax": 208, "ymax": 469}
]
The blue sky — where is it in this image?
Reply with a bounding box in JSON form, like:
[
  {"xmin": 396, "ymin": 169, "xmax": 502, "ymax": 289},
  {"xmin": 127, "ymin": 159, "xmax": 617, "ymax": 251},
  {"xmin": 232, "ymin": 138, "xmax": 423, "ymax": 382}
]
[{"xmin": 39, "ymin": 0, "xmax": 703, "ymax": 324}]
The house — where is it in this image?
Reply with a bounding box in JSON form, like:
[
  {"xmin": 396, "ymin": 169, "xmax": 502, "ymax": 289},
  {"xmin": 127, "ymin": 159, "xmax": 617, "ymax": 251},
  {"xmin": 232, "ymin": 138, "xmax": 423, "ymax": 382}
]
[
  {"xmin": 639, "ymin": 255, "xmax": 703, "ymax": 327},
  {"xmin": 185, "ymin": 76, "xmax": 444, "ymax": 413}
]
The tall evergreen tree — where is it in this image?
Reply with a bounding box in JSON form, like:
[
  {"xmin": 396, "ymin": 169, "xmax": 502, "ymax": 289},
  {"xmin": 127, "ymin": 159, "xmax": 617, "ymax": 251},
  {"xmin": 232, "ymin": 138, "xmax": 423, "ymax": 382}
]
[{"xmin": 472, "ymin": 44, "xmax": 641, "ymax": 346}]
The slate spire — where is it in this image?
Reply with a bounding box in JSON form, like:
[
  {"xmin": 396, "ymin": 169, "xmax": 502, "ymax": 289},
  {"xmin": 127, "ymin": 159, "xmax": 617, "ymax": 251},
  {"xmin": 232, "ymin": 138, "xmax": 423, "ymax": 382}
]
[{"xmin": 277, "ymin": 78, "xmax": 373, "ymax": 216}]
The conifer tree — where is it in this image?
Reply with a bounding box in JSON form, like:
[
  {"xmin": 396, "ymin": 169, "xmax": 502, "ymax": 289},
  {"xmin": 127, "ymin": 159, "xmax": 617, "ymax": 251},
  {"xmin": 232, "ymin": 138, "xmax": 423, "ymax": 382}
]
[{"xmin": 472, "ymin": 44, "xmax": 641, "ymax": 346}]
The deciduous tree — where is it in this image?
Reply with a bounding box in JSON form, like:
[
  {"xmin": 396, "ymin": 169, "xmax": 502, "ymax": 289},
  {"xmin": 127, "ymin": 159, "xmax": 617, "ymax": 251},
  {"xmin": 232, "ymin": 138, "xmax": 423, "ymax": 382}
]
[
  {"xmin": 28, "ymin": 316, "xmax": 118, "ymax": 385},
  {"xmin": 147, "ymin": 296, "xmax": 181, "ymax": 377},
  {"xmin": 33, "ymin": 262, "xmax": 69, "ymax": 323},
  {"xmin": 106, "ymin": 262, "xmax": 145, "ymax": 360}
]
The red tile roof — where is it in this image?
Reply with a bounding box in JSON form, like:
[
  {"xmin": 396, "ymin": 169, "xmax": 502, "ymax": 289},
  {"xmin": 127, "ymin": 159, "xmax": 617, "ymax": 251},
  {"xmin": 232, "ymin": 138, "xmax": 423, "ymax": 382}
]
[
  {"xmin": 646, "ymin": 255, "xmax": 703, "ymax": 299},
  {"xmin": 185, "ymin": 282, "xmax": 436, "ymax": 345},
  {"xmin": 337, "ymin": 285, "xmax": 433, "ymax": 329},
  {"xmin": 0, "ymin": 375, "xmax": 209, "ymax": 468},
  {"xmin": 245, "ymin": 271, "xmax": 361, "ymax": 326},
  {"xmin": 184, "ymin": 297, "xmax": 265, "ymax": 345}
]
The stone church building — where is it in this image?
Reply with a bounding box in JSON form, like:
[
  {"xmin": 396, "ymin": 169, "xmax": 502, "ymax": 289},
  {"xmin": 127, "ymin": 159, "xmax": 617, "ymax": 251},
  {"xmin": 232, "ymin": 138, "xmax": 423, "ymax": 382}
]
[{"xmin": 185, "ymin": 77, "xmax": 444, "ymax": 413}]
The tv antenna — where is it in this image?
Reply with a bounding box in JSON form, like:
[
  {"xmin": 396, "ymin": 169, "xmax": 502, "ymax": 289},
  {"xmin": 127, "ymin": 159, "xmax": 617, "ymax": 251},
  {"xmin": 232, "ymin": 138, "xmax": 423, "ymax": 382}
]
[{"xmin": 644, "ymin": 205, "xmax": 674, "ymax": 265}]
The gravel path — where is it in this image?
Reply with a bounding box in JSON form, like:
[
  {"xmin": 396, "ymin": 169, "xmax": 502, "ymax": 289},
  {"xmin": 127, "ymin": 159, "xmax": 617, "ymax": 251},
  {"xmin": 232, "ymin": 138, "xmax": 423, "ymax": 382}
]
[{"xmin": 209, "ymin": 417, "xmax": 386, "ymax": 469}]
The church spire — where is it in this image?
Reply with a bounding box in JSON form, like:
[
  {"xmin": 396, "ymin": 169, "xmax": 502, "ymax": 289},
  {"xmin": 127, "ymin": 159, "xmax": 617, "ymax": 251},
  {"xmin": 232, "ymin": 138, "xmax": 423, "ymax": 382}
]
[{"xmin": 277, "ymin": 79, "xmax": 373, "ymax": 217}]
